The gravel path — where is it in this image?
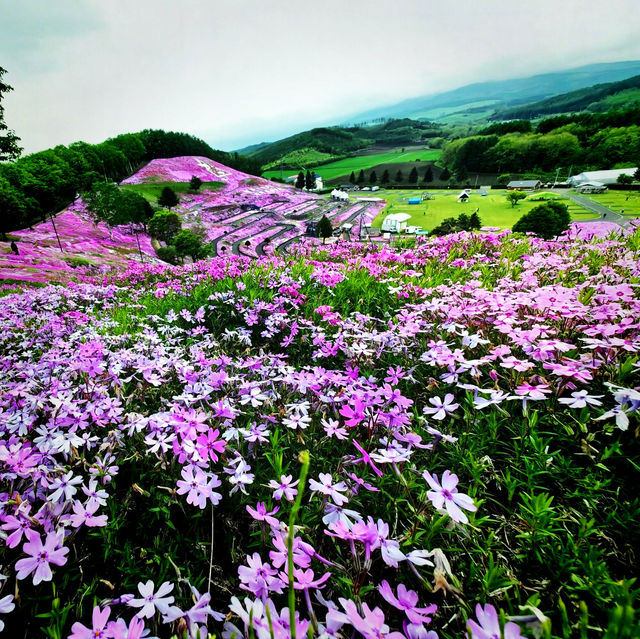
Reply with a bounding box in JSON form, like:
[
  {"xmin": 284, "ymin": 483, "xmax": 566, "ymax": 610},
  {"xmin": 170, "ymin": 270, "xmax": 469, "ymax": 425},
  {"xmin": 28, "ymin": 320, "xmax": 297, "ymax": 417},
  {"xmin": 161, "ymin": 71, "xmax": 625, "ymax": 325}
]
[{"xmin": 553, "ymin": 189, "xmax": 628, "ymax": 227}]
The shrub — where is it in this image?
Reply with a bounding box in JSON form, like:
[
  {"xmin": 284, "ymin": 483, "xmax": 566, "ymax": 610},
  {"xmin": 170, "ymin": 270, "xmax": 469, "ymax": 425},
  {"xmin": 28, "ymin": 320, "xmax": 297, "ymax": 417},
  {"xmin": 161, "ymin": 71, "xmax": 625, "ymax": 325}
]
[
  {"xmin": 148, "ymin": 210, "xmax": 182, "ymax": 243},
  {"xmin": 512, "ymin": 200, "xmax": 570, "ymax": 239},
  {"xmin": 155, "ymin": 244, "xmax": 178, "ymax": 264}
]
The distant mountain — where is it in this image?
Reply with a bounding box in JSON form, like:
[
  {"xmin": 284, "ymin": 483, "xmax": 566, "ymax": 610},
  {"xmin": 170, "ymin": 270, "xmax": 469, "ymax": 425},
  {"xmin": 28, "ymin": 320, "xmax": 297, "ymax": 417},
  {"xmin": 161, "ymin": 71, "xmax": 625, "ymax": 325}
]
[
  {"xmin": 491, "ymin": 74, "xmax": 640, "ymax": 120},
  {"xmin": 342, "ymin": 61, "xmax": 640, "ymax": 124}
]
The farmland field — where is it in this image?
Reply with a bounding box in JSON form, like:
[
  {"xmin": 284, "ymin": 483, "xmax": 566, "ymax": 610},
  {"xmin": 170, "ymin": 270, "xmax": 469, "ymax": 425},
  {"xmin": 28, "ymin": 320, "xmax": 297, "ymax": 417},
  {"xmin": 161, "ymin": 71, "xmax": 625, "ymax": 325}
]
[
  {"xmin": 262, "ymin": 148, "xmax": 442, "ymax": 182},
  {"xmin": 370, "ymin": 189, "xmax": 596, "ymax": 230}
]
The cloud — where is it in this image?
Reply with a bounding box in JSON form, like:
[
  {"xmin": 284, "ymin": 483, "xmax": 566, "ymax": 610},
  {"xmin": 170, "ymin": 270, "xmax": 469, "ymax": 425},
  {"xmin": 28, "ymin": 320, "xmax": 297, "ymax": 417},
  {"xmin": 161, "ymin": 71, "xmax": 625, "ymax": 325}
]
[{"xmin": 1, "ymin": 0, "xmax": 640, "ymax": 154}]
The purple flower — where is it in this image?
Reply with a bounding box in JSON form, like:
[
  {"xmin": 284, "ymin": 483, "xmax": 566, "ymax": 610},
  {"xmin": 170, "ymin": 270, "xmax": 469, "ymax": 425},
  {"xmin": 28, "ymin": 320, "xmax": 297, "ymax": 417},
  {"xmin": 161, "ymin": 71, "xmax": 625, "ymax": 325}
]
[
  {"xmin": 15, "ymin": 529, "xmax": 69, "ymax": 585},
  {"xmin": 246, "ymin": 502, "xmax": 280, "ymax": 526},
  {"xmin": 106, "ymin": 616, "xmax": 147, "ymax": 639},
  {"xmin": 423, "ymin": 470, "xmax": 477, "ymax": 524},
  {"xmin": 467, "ymin": 603, "xmax": 523, "ymax": 639},
  {"xmin": 238, "ymin": 552, "xmax": 284, "ymax": 598},
  {"xmin": 378, "ymin": 580, "xmax": 437, "ymax": 625},
  {"xmin": 339, "ymin": 598, "xmax": 405, "ymax": 639},
  {"xmin": 422, "ymin": 394, "xmax": 458, "ymax": 420},
  {"xmin": 68, "ymin": 605, "xmax": 111, "ymax": 639},
  {"xmin": 68, "ymin": 500, "xmax": 108, "ymax": 528},
  {"xmin": 0, "ymin": 594, "xmax": 15, "ymax": 632},
  {"xmin": 309, "ymin": 473, "xmax": 349, "ymax": 506},
  {"xmin": 127, "ymin": 580, "xmax": 178, "ymax": 619},
  {"xmin": 268, "ymin": 474, "xmax": 299, "ymax": 501}
]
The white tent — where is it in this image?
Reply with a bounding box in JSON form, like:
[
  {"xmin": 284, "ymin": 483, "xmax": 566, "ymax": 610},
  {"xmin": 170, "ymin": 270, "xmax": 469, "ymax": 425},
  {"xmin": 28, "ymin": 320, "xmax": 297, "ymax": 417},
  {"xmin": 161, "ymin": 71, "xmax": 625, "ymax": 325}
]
[{"xmin": 331, "ymin": 189, "xmax": 349, "ymax": 201}]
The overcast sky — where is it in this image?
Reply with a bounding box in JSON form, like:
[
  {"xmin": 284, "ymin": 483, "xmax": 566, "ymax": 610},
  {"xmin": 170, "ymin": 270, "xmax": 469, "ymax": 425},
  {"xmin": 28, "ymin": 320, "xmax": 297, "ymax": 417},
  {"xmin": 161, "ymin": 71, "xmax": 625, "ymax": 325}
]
[{"xmin": 2, "ymin": 0, "xmax": 640, "ymax": 154}]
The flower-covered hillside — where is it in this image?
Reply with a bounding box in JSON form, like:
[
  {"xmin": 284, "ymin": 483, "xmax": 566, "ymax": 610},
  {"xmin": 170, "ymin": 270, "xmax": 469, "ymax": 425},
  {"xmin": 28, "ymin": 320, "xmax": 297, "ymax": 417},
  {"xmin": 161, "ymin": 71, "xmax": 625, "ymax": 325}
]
[{"xmin": 1, "ymin": 230, "xmax": 639, "ymax": 638}]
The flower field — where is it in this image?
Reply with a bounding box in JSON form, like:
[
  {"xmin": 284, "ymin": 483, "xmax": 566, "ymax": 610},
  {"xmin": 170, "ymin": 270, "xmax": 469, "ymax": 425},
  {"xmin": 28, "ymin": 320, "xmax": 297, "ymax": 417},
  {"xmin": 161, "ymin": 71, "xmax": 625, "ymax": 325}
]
[{"xmin": 1, "ymin": 227, "xmax": 639, "ymax": 638}]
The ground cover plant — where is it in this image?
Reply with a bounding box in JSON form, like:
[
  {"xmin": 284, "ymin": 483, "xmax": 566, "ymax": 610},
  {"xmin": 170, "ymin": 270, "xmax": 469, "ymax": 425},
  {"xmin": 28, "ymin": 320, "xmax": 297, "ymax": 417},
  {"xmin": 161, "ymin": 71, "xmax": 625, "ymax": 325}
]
[
  {"xmin": 0, "ymin": 228, "xmax": 639, "ymax": 638},
  {"xmin": 370, "ymin": 190, "xmax": 596, "ymax": 231}
]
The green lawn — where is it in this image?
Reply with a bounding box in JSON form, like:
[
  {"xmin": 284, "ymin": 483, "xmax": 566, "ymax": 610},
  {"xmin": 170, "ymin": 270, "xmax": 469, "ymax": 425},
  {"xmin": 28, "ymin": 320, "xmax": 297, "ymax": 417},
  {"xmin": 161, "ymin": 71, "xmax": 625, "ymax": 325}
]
[
  {"xmin": 577, "ymin": 190, "xmax": 640, "ymax": 218},
  {"xmin": 262, "ymin": 149, "xmax": 441, "ymax": 182},
  {"xmin": 370, "ymin": 189, "xmax": 596, "ymax": 231},
  {"xmin": 120, "ymin": 181, "xmax": 224, "ymax": 202}
]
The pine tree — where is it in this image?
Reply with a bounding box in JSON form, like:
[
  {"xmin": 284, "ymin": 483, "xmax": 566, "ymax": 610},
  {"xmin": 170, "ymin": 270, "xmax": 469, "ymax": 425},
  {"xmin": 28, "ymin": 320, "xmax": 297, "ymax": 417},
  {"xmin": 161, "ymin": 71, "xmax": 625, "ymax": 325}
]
[
  {"xmin": 369, "ymin": 170, "xmax": 377, "ymax": 184},
  {"xmin": 469, "ymin": 211, "xmax": 482, "ymax": 230},
  {"xmin": 295, "ymin": 171, "xmax": 305, "ymax": 189},
  {"xmin": 189, "ymin": 175, "xmax": 203, "ymax": 191},
  {"xmin": 423, "ymin": 166, "xmax": 433, "ymax": 183},
  {"xmin": 357, "ymin": 170, "xmax": 365, "ymax": 184},
  {"xmin": 409, "ymin": 167, "xmax": 418, "ymax": 183},
  {"xmin": 439, "ymin": 167, "xmax": 450, "ymax": 181},
  {"xmin": 349, "ymin": 171, "xmax": 356, "ymax": 184},
  {"xmin": 158, "ymin": 186, "xmax": 179, "ymax": 209},
  {"xmin": 317, "ymin": 215, "xmax": 333, "ymax": 244},
  {"xmin": 395, "ymin": 170, "xmax": 403, "ymax": 183},
  {"xmin": 305, "ymin": 170, "xmax": 316, "ymax": 190},
  {"xmin": 382, "ymin": 169, "xmax": 390, "ymax": 184}
]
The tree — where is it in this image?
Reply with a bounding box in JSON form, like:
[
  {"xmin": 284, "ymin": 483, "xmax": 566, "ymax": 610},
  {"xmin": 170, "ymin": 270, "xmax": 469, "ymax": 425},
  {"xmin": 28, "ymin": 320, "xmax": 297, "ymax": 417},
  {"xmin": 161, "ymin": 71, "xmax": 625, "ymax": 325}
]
[
  {"xmin": 158, "ymin": 186, "xmax": 179, "ymax": 209},
  {"xmin": 496, "ymin": 173, "xmax": 511, "ymax": 186},
  {"xmin": 305, "ymin": 170, "xmax": 316, "ymax": 190},
  {"xmin": 357, "ymin": 170, "xmax": 365, "ymax": 184},
  {"xmin": 189, "ymin": 175, "xmax": 203, "ymax": 191},
  {"xmin": 148, "ymin": 210, "xmax": 182, "ymax": 243},
  {"xmin": 512, "ymin": 201, "xmax": 570, "ymax": 240},
  {"xmin": 83, "ymin": 183, "xmax": 123, "ymax": 227},
  {"xmin": 295, "ymin": 171, "xmax": 305, "ymax": 189},
  {"xmin": 506, "ymin": 190, "xmax": 527, "ymax": 207},
  {"xmin": 423, "ymin": 166, "xmax": 433, "ymax": 183},
  {"xmin": 369, "ymin": 170, "xmax": 377, "ymax": 184},
  {"xmin": 316, "ymin": 215, "xmax": 333, "ymax": 244},
  {"xmin": 118, "ymin": 190, "xmax": 154, "ymax": 230},
  {"xmin": 174, "ymin": 229, "xmax": 211, "ymax": 262},
  {"xmin": 457, "ymin": 213, "xmax": 471, "ymax": 231},
  {"xmin": 469, "ymin": 211, "xmax": 482, "ymax": 230},
  {"xmin": 617, "ymin": 173, "xmax": 634, "ymax": 185},
  {"xmin": 0, "ymin": 176, "xmax": 26, "ymax": 238},
  {"xmin": 395, "ymin": 170, "xmax": 403, "ymax": 183},
  {"xmin": 349, "ymin": 171, "xmax": 356, "ymax": 184},
  {"xmin": 381, "ymin": 169, "xmax": 390, "ymax": 183},
  {"xmin": 430, "ymin": 217, "xmax": 459, "ymax": 236},
  {"xmin": 0, "ymin": 66, "xmax": 22, "ymax": 161},
  {"xmin": 439, "ymin": 167, "xmax": 450, "ymax": 181},
  {"xmin": 409, "ymin": 167, "xmax": 418, "ymax": 183}
]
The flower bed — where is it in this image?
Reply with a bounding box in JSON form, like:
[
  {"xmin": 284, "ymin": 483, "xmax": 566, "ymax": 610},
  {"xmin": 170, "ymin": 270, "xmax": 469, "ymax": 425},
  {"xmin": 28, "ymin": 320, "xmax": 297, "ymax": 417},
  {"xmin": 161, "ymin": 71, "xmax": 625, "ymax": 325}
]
[{"xmin": 1, "ymin": 231, "xmax": 638, "ymax": 638}]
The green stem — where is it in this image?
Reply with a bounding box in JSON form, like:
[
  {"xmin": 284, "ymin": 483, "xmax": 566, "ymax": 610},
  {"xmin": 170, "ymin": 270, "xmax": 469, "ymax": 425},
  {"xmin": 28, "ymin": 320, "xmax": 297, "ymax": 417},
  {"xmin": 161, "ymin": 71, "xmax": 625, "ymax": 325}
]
[{"xmin": 288, "ymin": 450, "xmax": 310, "ymax": 639}]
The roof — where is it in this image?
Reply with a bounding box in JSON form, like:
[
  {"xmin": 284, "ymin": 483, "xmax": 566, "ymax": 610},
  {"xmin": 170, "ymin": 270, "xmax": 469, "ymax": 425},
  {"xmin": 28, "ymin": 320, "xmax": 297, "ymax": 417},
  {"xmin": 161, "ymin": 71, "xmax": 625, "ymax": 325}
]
[
  {"xmin": 570, "ymin": 168, "xmax": 637, "ymax": 185},
  {"xmin": 507, "ymin": 180, "xmax": 541, "ymax": 188},
  {"xmin": 384, "ymin": 213, "xmax": 411, "ymax": 222},
  {"xmin": 457, "ymin": 191, "xmax": 470, "ymax": 198}
]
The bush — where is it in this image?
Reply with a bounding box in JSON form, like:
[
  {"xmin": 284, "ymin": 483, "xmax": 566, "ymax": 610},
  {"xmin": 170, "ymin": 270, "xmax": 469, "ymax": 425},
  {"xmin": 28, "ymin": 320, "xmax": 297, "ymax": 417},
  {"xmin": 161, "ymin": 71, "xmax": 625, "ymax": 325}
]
[
  {"xmin": 174, "ymin": 228, "xmax": 211, "ymax": 262},
  {"xmin": 155, "ymin": 245, "xmax": 178, "ymax": 264},
  {"xmin": 512, "ymin": 200, "xmax": 570, "ymax": 239}
]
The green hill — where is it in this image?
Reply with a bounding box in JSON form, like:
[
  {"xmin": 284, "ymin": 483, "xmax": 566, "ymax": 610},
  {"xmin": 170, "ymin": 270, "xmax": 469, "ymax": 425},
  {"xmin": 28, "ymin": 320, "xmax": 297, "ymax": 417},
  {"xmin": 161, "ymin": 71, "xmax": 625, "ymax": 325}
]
[{"xmin": 493, "ymin": 74, "xmax": 640, "ymax": 119}]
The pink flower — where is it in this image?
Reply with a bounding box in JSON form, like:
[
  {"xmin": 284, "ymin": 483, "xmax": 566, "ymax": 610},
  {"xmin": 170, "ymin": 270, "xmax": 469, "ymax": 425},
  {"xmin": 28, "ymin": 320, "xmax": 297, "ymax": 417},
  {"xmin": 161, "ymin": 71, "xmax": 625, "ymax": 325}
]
[
  {"xmin": 378, "ymin": 580, "xmax": 437, "ymax": 625},
  {"xmin": 68, "ymin": 605, "xmax": 112, "ymax": 639},
  {"xmin": 268, "ymin": 474, "xmax": 299, "ymax": 501},
  {"xmin": 246, "ymin": 502, "xmax": 280, "ymax": 526},
  {"xmin": 127, "ymin": 580, "xmax": 178, "ymax": 619}
]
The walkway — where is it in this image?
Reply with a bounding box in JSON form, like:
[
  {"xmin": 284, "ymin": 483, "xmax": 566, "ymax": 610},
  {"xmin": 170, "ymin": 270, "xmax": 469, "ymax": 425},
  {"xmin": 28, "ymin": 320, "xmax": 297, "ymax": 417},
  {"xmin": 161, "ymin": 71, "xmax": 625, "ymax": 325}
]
[{"xmin": 553, "ymin": 189, "xmax": 628, "ymax": 227}]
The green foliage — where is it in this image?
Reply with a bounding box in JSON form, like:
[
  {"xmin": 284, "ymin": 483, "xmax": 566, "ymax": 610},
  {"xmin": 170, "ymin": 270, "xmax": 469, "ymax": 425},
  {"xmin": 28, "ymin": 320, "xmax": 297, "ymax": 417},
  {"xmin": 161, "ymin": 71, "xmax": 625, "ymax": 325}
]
[
  {"xmin": 395, "ymin": 169, "xmax": 403, "ymax": 183},
  {"xmin": 408, "ymin": 166, "xmax": 418, "ymax": 183},
  {"xmin": 0, "ymin": 66, "xmax": 22, "ymax": 161},
  {"xmin": 83, "ymin": 183, "xmax": 153, "ymax": 229},
  {"xmin": 430, "ymin": 209, "xmax": 483, "ymax": 235},
  {"xmin": 155, "ymin": 244, "xmax": 178, "ymax": 264},
  {"xmin": 295, "ymin": 171, "xmax": 305, "ymax": 189},
  {"xmin": 439, "ymin": 167, "xmax": 451, "ymax": 181},
  {"xmin": 617, "ymin": 173, "xmax": 634, "ymax": 185},
  {"xmin": 513, "ymin": 200, "xmax": 571, "ymax": 239},
  {"xmin": 423, "ymin": 165, "xmax": 433, "ymax": 182},
  {"xmin": 357, "ymin": 169, "xmax": 365, "ymax": 184},
  {"xmin": 381, "ymin": 169, "xmax": 390, "ymax": 183},
  {"xmin": 305, "ymin": 170, "xmax": 316, "ymax": 190},
  {"xmin": 506, "ymin": 190, "xmax": 527, "ymax": 207},
  {"xmin": 148, "ymin": 210, "xmax": 182, "ymax": 243},
  {"xmin": 157, "ymin": 186, "xmax": 179, "ymax": 209},
  {"xmin": 173, "ymin": 228, "xmax": 211, "ymax": 262},
  {"xmin": 316, "ymin": 215, "xmax": 333, "ymax": 244},
  {"xmin": 369, "ymin": 170, "xmax": 377, "ymax": 184},
  {"xmin": 349, "ymin": 171, "xmax": 356, "ymax": 184},
  {"xmin": 189, "ymin": 175, "xmax": 203, "ymax": 191}
]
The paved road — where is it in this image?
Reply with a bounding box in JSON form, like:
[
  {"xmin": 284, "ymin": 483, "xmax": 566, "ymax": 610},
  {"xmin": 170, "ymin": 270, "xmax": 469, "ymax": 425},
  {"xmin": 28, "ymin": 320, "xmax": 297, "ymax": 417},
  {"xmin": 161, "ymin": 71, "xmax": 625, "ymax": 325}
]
[{"xmin": 552, "ymin": 189, "xmax": 628, "ymax": 227}]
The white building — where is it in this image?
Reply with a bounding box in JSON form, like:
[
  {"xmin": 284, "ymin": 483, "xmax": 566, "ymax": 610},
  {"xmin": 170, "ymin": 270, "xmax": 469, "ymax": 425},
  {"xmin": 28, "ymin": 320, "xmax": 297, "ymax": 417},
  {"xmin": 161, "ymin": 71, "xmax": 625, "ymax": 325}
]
[
  {"xmin": 569, "ymin": 168, "xmax": 637, "ymax": 186},
  {"xmin": 381, "ymin": 213, "xmax": 411, "ymax": 233}
]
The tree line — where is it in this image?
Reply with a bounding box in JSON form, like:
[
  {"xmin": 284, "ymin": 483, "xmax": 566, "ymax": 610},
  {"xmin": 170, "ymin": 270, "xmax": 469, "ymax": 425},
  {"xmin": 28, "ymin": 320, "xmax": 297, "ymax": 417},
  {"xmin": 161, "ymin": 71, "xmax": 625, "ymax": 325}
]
[
  {"xmin": 0, "ymin": 129, "xmax": 261, "ymax": 236},
  {"xmin": 440, "ymin": 107, "xmax": 640, "ymax": 176}
]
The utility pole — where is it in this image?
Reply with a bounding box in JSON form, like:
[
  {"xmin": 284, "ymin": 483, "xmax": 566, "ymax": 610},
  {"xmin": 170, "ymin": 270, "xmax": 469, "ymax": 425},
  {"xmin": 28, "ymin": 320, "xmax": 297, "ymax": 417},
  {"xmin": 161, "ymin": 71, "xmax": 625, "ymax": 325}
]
[{"xmin": 49, "ymin": 212, "xmax": 64, "ymax": 253}]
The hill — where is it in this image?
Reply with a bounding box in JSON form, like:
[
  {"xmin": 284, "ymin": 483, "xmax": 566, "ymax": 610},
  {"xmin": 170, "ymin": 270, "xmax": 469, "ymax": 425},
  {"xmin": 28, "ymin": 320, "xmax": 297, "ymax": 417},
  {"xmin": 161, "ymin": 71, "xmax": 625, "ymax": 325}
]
[
  {"xmin": 343, "ymin": 60, "xmax": 640, "ymax": 123},
  {"xmin": 493, "ymin": 74, "xmax": 640, "ymax": 119}
]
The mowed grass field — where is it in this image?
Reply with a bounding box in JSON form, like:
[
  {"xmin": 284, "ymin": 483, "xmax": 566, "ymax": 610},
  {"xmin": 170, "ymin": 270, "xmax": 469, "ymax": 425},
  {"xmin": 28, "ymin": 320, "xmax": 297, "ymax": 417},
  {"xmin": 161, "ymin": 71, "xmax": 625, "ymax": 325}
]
[
  {"xmin": 369, "ymin": 189, "xmax": 596, "ymax": 231},
  {"xmin": 262, "ymin": 149, "xmax": 441, "ymax": 182},
  {"xmin": 577, "ymin": 190, "xmax": 640, "ymax": 218},
  {"xmin": 120, "ymin": 181, "xmax": 224, "ymax": 202}
]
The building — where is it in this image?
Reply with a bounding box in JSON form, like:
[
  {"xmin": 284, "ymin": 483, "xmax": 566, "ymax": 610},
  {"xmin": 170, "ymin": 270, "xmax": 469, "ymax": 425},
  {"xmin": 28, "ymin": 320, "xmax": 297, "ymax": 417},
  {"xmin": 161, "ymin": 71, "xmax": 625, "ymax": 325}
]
[
  {"xmin": 568, "ymin": 168, "xmax": 638, "ymax": 186},
  {"xmin": 507, "ymin": 180, "xmax": 542, "ymax": 190},
  {"xmin": 457, "ymin": 191, "xmax": 470, "ymax": 202},
  {"xmin": 381, "ymin": 213, "xmax": 411, "ymax": 233},
  {"xmin": 330, "ymin": 189, "xmax": 349, "ymax": 201},
  {"xmin": 576, "ymin": 181, "xmax": 608, "ymax": 194}
]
